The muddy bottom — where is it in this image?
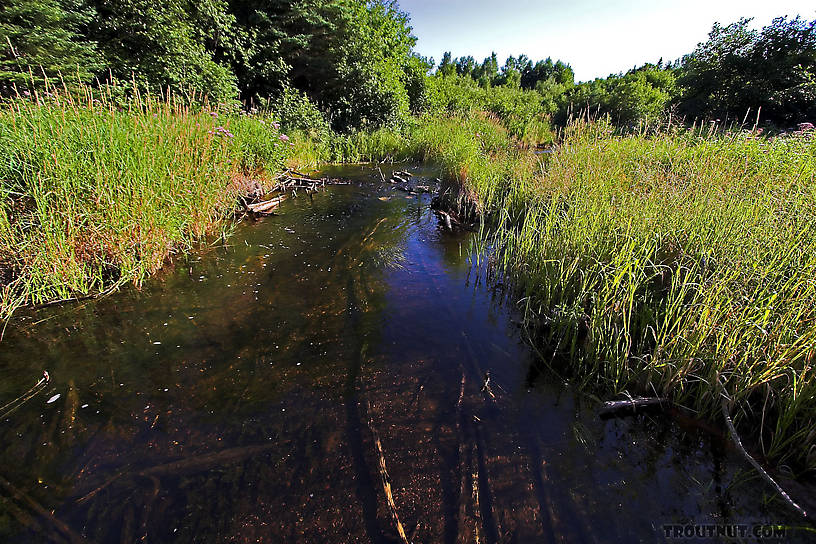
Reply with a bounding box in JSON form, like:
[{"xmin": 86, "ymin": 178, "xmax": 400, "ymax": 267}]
[{"xmin": 0, "ymin": 165, "xmax": 811, "ymax": 543}]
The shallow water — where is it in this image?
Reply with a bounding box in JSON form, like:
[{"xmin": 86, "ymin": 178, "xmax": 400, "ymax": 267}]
[{"xmin": 0, "ymin": 164, "xmax": 811, "ymax": 543}]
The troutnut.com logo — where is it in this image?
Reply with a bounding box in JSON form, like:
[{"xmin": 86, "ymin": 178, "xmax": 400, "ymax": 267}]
[{"xmin": 662, "ymin": 524, "xmax": 787, "ymax": 540}]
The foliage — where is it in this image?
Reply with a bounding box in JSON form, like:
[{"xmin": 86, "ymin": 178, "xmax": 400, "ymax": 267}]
[
  {"xmin": 0, "ymin": 0, "xmax": 102, "ymax": 91},
  {"xmin": 228, "ymin": 0, "xmax": 420, "ymax": 130},
  {"xmin": 271, "ymin": 86, "xmax": 331, "ymax": 139},
  {"xmin": 423, "ymin": 75, "xmax": 553, "ymax": 144},
  {"xmin": 556, "ymin": 64, "xmax": 678, "ymax": 127},
  {"xmin": 86, "ymin": 0, "xmax": 238, "ymax": 103},
  {"xmin": 679, "ymin": 16, "xmax": 816, "ymax": 125}
]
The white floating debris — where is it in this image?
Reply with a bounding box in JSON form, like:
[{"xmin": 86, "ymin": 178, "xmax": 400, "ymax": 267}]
[
  {"xmin": 153, "ymin": 341, "xmax": 161, "ymax": 345},
  {"xmin": 47, "ymin": 394, "xmax": 61, "ymax": 404},
  {"xmin": 81, "ymin": 404, "xmax": 89, "ymax": 408}
]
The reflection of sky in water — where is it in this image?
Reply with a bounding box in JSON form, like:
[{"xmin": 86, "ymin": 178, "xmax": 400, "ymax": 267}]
[{"xmin": 0, "ymin": 164, "xmax": 810, "ymax": 542}]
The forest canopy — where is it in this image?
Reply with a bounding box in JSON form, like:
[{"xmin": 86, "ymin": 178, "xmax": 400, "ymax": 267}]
[{"xmin": 1, "ymin": 0, "xmax": 814, "ymax": 129}]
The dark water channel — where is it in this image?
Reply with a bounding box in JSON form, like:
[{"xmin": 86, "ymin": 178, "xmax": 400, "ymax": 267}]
[{"xmin": 0, "ymin": 165, "xmax": 811, "ymax": 543}]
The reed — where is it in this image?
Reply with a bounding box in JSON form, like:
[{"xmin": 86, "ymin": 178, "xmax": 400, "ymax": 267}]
[
  {"xmin": 446, "ymin": 118, "xmax": 816, "ymax": 474},
  {"xmin": 0, "ymin": 82, "xmax": 290, "ymax": 318},
  {"xmin": 308, "ymin": 112, "xmax": 816, "ymax": 472}
]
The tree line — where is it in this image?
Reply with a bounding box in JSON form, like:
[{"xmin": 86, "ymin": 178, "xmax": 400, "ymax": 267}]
[{"xmin": 1, "ymin": 0, "xmax": 814, "ymax": 130}]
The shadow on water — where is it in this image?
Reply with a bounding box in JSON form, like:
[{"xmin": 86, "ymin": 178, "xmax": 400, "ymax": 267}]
[{"xmin": 0, "ymin": 164, "xmax": 813, "ymax": 542}]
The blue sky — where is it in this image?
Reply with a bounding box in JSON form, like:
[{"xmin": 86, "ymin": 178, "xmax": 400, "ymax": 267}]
[{"xmin": 399, "ymin": 0, "xmax": 816, "ymax": 82}]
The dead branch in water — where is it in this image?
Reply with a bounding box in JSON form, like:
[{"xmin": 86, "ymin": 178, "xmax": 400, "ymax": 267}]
[
  {"xmin": 365, "ymin": 400, "xmax": 409, "ymax": 544},
  {"xmin": 74, "ymin": 443, "xmax": 278, "ymax": 504},
  {"xmin": 720, "ymin": 400, "xmax": 808, "ymax": 519},
  {"xmin": 138, "ymin": 443, "xmax": 277, "ymax": 478},
  {"xmin": 479, "ymin": 371, "xmax": 495, "ymax": 400},
  {"xmin": 247, "ymin": 194, "xmax": 287, "ymax": 214},
  {"xmin": 598, "ymin": 397, "xmax": 668, "ymax": 418},
  {"xmin": 0, "ymin": 475, "xmax": 86, "ymax": 543}
]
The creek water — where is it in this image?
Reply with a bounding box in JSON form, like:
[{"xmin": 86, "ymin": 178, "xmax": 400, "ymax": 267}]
[{"xmin": 0, "ymin": 165, "xmax": 811, "ymax": 543}]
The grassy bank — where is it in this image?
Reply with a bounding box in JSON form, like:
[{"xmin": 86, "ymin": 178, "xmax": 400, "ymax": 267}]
[
  {"xmin": 492, "ymin": 122, "xmax": 816, "ymax": 474},
  {"xmin": 3, "ymin": 88, "xmax": 815, "ymax": 474},
  {"xmin": 0, "ymin": 88, "xmax": 290, "ymax": 318},
  {"xmin": 296, "ymin": 115, "xmax": 816, "ymax": 474}
]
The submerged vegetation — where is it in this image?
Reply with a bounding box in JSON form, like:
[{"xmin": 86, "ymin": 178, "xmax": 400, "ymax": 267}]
[{"xmin": 2, "ymin": 0, "xmax": 816, "ymax": 479}]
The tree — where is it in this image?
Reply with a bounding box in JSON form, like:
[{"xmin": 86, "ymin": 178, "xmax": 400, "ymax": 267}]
[
  {"xmin": 227, "ymin": 0, "xmax": 417, "ymax": 129},
  {"xmin": 0, "ymin": 0, "xmax": 102, "ymax": 91},
  {"xmin": 475, "ymin": 52, "xmax": 499, "ymax": 87},
  {"xmin": 678, "ymin": 16, "xmax": 816, "ymax": 124},
  {"xmin": 556, "ymin": 63, "xmax": 677, "ymax": 127},
  {"xmin": 438, "ymin": 51, "xmax": 456, "ymax": 77},
  {"xmin": 87, "ymin": 0, "xmax": 238, "ymax": 101}
]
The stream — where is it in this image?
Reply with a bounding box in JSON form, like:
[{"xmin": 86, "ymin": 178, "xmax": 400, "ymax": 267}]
[{"xmin": 0, "ymin": 165, "xmax": 810, "ymax": 543}]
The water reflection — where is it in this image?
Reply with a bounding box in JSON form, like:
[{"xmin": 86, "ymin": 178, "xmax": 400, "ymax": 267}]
[{"xmin": 0, "ymin": 165, "xmax": 810, "ymax": 543}]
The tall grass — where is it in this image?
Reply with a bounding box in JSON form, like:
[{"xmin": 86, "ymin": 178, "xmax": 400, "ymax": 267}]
[
  {"xmin": 481, "ymin": 120, "xmax": 816, "ymax": 473},
  {"xmin": 0, "ymin": 85, "xmax": 290, "ymax": 318},
  {"xmin": 299, "ymin": 112, "xmax": 816, "ymax": 472}
]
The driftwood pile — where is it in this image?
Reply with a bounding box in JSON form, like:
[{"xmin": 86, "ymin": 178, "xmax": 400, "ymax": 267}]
[{"xmin": 242, "ymin": 169, "xmax": 350, "ymax": 216}]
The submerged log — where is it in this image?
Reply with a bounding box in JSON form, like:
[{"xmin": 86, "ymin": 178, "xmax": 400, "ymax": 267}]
[
  {"xmin": 74, "ymin": 443, "xmax": 279, "ymax": 504},
  {"xmin": 0, "ymin": 475, "xmax": 85, "ymax": 543},
  {"xmin": 366, "ymin": 401, "xmax": 409, "ymax": 544},
  {"xmin": 598, "ymin": 397, "xmax": 668, "ymax": 418}
]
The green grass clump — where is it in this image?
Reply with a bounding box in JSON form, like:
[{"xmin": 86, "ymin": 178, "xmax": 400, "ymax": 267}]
[
  {"xmin": 0, "ymin": 88, "xmax": 290, "ymax": 317},
  {"xmin": 487, "ymin": 121, "xmax": 816, "ymax": 473},
  {"xmin": 337, "ymin": 111, "xmax": 816, "ymax": 473}
]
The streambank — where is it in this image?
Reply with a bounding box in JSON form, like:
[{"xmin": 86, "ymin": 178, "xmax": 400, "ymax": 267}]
[{"xmin": 1, "ymin": 164, "xmax": 812, "ymax": 542}]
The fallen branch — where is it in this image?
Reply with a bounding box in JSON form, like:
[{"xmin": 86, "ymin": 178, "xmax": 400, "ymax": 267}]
[
  {"xmin": 599, "ymin": 397, "xmax": 667, "ymax": 418},
  {"xmin": 366, "ymin": 401, "xmax": 408, "ymax": 544},
  {"xmin": 721, "ymin": 400, "xmax": 808, "ymax": 519},
  {"xmin": 479, "ymin": 371, "xmax": 495, "ymax": 400},
  {"xmin": 0, "ymin": 370, "xmax": 50, "ymax": 419},
  {"xmin": 74, "ymin": 443, "xmax": 277, "ymax": 503},
  {"xmin": 137, "ymin": 443, "xmax": 277, "ymax": 478},
  {"xmin": 286, "ymin": 168, "xmax": 314, "ymax": 178},
  {"xmin": 247, "ymin": 194, "xmax": 287, "ymax": 214},
  {"xmin": 0, "ymin": 475, "xmax": 86, "ymax": 543}
]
